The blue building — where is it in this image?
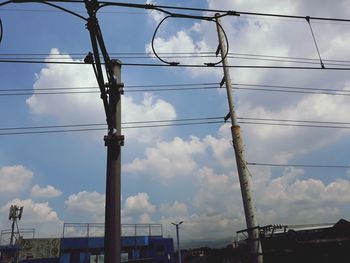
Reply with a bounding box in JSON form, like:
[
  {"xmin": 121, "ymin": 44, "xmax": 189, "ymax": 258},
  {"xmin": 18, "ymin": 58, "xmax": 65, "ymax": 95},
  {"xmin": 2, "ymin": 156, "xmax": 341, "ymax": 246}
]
[
  {"xmin": 0, "ymin": 223, "xmax": 175, "ymax": 263},
  {"xmin": 58, "ymin": 235, "xmax": 174, "ymax": 263}
]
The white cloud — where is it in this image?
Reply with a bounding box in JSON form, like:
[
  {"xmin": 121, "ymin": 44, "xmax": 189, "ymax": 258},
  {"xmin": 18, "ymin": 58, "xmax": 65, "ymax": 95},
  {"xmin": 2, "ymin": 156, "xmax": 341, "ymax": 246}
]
[
  {"xmin": 123, "ymin": 192, "xmax": 156, "ymax": 223},
  {"xmin": 123, "ymin": 93, "xmax": 176, "ymax": 143},
  {"xmin": 193, "ymin": 167, "xmax": 241, "ymax": 217},
  {"xmin": 30, "ymin": 185, "xmax": 62, "ymax": 199},
  {"xmin": 159, "ymin": 201, "xmax": 188, "ymax": 219},
  {"xmin": 65, "ymin": 191, "xmax": 105, "ymax": 222},
  {"xmin": 238, "ymin": 91, "xmax": 350, "ymax": 164},
  {"xmin": 124, "ymin": 120, "xmax": 350, "ymax": 239},
  {"xmin": 26, "ymin": 49, "xmax": 177, "ymax": 143},
  {"xmin": 123, "ymin": 136, "xmax": 206, "ymax": 178},
  {"xmin": 0, "ymin": 165, "xmax": 33, "ymax": 194},
  {"xmin": 0, "ymin": 199, "xmax": 63, "ymax": 239},
  {"xmin": 258, "ymin": 167, "xmax": 350, "ymax": 207}
]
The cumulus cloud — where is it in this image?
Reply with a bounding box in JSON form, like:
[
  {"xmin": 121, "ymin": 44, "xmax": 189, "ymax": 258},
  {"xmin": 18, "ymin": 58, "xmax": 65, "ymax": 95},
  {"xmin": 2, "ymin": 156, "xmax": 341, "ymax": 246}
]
[
  {"xmin": 238, "ymin": 91, "xmax": 350, "ymax": 164},
  {"xmin": 123, "ymin": 93, "xmax": 176, "ymax": 143},
  {"xmin": 65, "ymin": 191, "xmax": 105, "ymax": 222},
  {"xmin": 123, "ymin": 192, "xmax": 156, "ymax": 223},
  {"xmin": 124, "ymin": 136, "xmax": 206, "ymax": 178},
  {"xmin": 159, "ymin": 201, "xmax": 188, "ymax": 219},
  {"xmin": 0, "ymin": 165, "xmax": 33, "ymax": 194},
  {"xmin": 127, "ymin": 125, "xmax": 350, "ymax": 240},
  {"xmin": 193, "ymin": 167, "xmax": 241, "ymax": 218},
  {"xmin": 26, "ymin": 49, "xmax": 177, "ymax": 143},
  {"xmin": 254, "ymin": 167, "xmax": 350, "ymax": 225},
  {"xmin": 30, "ymin": 185, "xmax": 62, "ymax": 199}
]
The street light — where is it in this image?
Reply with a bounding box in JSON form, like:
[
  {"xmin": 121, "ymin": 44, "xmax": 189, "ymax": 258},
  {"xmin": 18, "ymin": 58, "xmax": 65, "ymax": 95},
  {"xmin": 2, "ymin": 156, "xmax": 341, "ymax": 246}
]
[{"xmin": 171, "ymin": 221, "xmax": 183, "ymax": 263}]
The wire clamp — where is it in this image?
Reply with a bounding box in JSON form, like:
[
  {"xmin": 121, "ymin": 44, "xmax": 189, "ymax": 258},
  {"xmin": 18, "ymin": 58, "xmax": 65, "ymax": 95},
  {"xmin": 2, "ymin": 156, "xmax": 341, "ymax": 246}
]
[
  {"xmin": 227, "ymin": 10, "xmax": 240, "ymax": 16},
  {"xmin": 145, "ymin": 4, "xmax": 155, "ymax": 9}
]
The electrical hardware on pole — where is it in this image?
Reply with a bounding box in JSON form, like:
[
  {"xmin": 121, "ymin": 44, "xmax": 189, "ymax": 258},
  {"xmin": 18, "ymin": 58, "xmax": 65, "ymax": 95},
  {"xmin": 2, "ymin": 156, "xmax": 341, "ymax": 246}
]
[
  {"xmin": 215, "ymin": 14, "xmax": 263, "ymax": 263},
  {"xmin": 84, "ymin": 1, "xmax": 124, "ymax": 262}
]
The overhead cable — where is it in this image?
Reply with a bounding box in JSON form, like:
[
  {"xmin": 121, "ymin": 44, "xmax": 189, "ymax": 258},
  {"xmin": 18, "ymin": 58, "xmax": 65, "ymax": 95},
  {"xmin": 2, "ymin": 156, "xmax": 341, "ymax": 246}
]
[
  {"xmin": 3, "ymin": 82, "xmax": 350, "ymax": 97},
  {"xmin": 3, "ymin": 117, "xmax": 350, "ymax": 132},
  {"xmin": 247, "ymin": 162, "xmax": 350, "ymax": 169},
  {"xmin": 2, "ymin": 52, "xmax": 350, "ymax": 67},
  {"xmin": 3, "ymin": 58, "xmax": 350, "ymax": 70},
  {"xmin": 2, "ymin": 0, "xmax": 350, "ymax": 23}
]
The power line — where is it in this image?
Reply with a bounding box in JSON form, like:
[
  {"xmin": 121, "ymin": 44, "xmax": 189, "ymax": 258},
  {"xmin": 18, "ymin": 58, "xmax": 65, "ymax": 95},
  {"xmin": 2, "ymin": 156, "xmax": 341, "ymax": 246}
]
[
  {"xmin": 2, "ymin": 51, "xmax": 350, "ymax": 69},
  {"xmin": 239, "ymin": 121, "xmax": 350, "ymax": 129},
  {"xmin": 3, "ymin": 0, "xmax": 349, "ymax": 24},
  {"xmin": 247, "ymin": 162, "xmax": 350, "ymax": 169},
  {"xmin": 238, "ymin": 117, "xmax": 350, "ymax": 126},
  {"xmin": 93, "ymin": 1, "xmax": 350, "ymax": 23},
  {"xmin": 0, "ymin": 116, "xmax": 223, "ymax": 131},
  {"xmin": 3, "ymin": 117, "xmax": 350, "ymax": 133},
  {"xmin": 2, "ymin": 7, "xmax": 349, "ymax": 26},
  {"xmin": 2, "ymin": 58, "xmax": 350, "ymax": 70},
  {"xmin": 2, "ymin": 52, "xmax": 350, "ymax": 66},
  {"xmin": 2, "ymin": 82, "xmax": 350, "ymax": 97},
  {"xmin": 0, "ymin": 120, "xmax": 224, "ymax": 136},
  {"xmin": 0, "ymin": 7, "xmax": 146, "ymax": 14}
]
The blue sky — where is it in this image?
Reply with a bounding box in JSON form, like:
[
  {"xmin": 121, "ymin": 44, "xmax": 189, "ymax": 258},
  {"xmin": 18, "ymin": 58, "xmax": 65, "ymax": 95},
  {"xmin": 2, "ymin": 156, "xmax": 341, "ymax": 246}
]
[{"xmin": 1, "ymin": 0, "xmax": 350, "ymax": 244}]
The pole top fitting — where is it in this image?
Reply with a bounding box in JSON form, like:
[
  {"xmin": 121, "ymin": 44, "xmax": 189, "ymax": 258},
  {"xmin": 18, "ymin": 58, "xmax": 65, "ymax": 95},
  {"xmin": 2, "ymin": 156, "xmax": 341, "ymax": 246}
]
[{"xmin": 111, "ymin": 59, "xmax": 122, "ymax": 67}]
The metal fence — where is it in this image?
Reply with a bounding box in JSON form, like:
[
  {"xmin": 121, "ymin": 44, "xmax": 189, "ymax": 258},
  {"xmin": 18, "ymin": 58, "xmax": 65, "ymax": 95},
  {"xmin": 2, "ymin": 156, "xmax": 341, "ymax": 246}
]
[
  {"xmin": 0, "ymin": 228, "xmax": 35, "ymax": 245},
  {"xmin": 62, "ymin": 223, "xmax": 163, "ymax": 238}
]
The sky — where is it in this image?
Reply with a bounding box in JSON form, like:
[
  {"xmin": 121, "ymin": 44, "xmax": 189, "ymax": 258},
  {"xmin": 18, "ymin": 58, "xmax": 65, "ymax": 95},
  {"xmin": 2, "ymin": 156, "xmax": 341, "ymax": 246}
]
[{"xmin": 1, "ymin": 0, "xmax": 350, "ymax": 246}]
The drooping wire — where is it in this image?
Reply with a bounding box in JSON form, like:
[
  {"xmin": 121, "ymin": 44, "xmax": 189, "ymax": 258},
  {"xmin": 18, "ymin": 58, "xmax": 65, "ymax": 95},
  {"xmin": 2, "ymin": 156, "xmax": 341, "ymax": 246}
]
[{"xmin": 305, "ymin": 16, "xmax": 324, "ymax": 69}]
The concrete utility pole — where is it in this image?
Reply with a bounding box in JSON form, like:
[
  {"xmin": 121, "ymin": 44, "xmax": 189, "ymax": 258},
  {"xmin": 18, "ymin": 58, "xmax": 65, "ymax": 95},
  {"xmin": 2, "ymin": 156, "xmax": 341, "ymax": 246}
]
[
  {"xmin": 215, "ymin": 14, "xmax": 263, "ymax": 263},
  {"xmin": 172, "ymin": 221, "xmax": 183, "ymax": 263}
]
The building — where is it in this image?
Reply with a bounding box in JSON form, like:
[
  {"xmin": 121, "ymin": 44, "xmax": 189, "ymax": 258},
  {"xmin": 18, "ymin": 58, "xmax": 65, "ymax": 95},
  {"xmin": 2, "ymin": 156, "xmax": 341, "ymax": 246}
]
[{"xmin": 0, "ymin": 223, "xmax": 175, "ymax": 263}]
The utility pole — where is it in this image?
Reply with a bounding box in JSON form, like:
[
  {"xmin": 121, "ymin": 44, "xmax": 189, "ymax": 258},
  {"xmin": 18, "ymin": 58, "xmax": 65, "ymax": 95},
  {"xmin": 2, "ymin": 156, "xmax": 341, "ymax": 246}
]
[
  {"xmin": 215, "ymin": 14, "xmax": 263, "ymax": 263},
  {"xmin": 171, "ymin": 221, "xmax": 183, "ymax": 263},
  {"xmin": 104, "ymin": 60, "xmax": 123, "ymax": 263},
  {"xmin": 84, "ymin": 1, "xmax": 124, "ymax": 262}
]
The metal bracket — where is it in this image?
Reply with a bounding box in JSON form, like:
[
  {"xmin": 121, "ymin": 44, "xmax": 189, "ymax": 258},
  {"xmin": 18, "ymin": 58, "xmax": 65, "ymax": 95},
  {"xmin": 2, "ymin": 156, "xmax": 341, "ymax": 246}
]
[
  {"xmin": 224, "ymin": 112, "xmax": 231, "ymax": 122},
  {"xmin": 84, "ymin": 52, "xmax": 94, "ymax": 64},
  {"xmin": 104, "ymin": 134, "xmax": 124, "ymax": 147},
  {"xmin": 220, "ymin": 76, "xmax": 225, "ymax": 87},
  {"xmin": 118, "ymin": 83, "xmax": 124, "ymax": 95},
  {"xmin": 215, "ymin": 44, "xmax": 221, "ymax": 56}
]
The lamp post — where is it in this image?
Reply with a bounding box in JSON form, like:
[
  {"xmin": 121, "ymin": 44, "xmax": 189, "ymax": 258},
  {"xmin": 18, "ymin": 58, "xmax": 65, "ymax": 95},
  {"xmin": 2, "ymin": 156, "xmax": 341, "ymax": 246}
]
[{"xmin": 172, "ymin": 221, "xmax": 183, "ymax": 263}]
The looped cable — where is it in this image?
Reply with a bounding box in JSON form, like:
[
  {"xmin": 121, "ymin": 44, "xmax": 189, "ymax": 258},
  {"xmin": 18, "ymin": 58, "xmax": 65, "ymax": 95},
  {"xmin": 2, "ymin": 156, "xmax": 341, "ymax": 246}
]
[
  {"xmin": 151, "ymin": 14, "xmax": 230, "ymax": 66},
  {"xmin": 151, "ymin": 15, "xmax": 179, "ymax": 66}
]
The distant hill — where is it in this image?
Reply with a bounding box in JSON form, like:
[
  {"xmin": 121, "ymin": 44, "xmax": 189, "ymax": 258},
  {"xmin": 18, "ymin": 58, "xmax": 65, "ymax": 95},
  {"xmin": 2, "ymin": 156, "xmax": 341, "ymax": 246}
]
[{"xmin": 180, "ymin": 236, "xmax": 234, "ymax": 249}]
